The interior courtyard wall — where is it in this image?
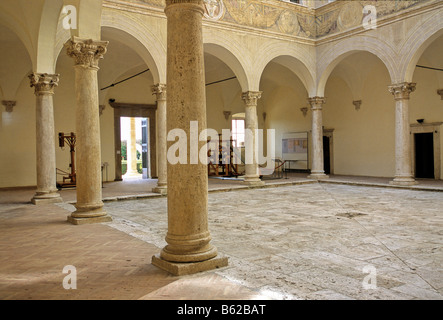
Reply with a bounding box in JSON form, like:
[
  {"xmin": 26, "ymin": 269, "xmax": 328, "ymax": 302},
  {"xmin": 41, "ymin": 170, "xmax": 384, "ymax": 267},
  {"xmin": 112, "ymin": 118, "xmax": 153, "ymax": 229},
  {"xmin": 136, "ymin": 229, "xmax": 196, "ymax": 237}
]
[
  {"xmin": 0, "ymin": 0, "xmax": 442, "ymax": 188},
  {"xmin": 323, "ymin": 61, "xmax": 396, "ymax": 178}
]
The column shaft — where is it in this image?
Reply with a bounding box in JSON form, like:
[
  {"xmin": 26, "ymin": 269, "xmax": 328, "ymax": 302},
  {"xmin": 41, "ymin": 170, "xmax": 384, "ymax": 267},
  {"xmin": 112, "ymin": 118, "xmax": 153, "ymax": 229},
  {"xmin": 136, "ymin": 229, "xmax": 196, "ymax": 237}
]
[
  {"xmin": 65, "ymin": 36, "xmax": 112, "ymax": 224},
  {"xmin": 389, "ymin": 82, "xmax": 417, "ymax": 185},
  {"xmin": 308, "ymin": 97, "xmax": 328, "ymax": 179},
  {"xmin": 152, "ymin": 84, "xmax": 167, "ymax": 194},
  {"xmin": 242, "ymin": 91, "xmax": 265, "ymax": 186},
  {"xmin": 152, "ymin": 0, "xmax": 227, "ymax": 275},
  {"xmin": 29, "ymin": 73, "xmax": 62, "ymax": 204}
]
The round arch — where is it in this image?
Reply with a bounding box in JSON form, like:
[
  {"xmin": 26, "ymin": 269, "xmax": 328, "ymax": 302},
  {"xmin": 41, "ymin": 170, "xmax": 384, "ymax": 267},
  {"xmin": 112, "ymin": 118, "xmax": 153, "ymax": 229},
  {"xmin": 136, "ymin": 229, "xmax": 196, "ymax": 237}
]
[
  {"xmin": 36, "ymin": 0, "xmax": 64, "ymax": 73},
  {"xmin": 400, "ymin": 12, "xmax": 443, "ymax": 83},
  {"xmin": 317, "ymin": 36, "xmax": 397, "ymax": 96},
  {"xmin": 253, "ymin": 40, "xmax": 316, "ymax": 96},
  {"xmin": 203, "ymin": 30, "xmax": 251, "ymax": 92},
  {"xmin": 54, "ymin": 9, "xmax": 166, "ymax": 84}
]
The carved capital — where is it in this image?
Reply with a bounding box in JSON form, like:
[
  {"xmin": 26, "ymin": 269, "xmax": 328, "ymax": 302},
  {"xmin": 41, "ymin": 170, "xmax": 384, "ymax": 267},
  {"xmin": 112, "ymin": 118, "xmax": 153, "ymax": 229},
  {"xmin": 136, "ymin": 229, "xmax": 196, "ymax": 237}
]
[
  {"xmin": 152, "ymin": 84, "xmax": 167, "ymax": 101},
  {"xmin": 64, "ymin": 36, "xmax": 108, "ymax": 69},
  {"xmin": 388, "ymin": 82, "xmax": 416, "ymax": 100},
  {"xmin": 437, "ymin": 89, "xmax": 443, "ymax": 100},
  {"xmin": 2, "ymin": 100, "xmax": 16, "ymax": 112},
  {"xmin": 242, "ymin": 91, "xmax": 262, "ymax": 107},
  {"xmin": 308, "ymin": 97, "xmax": 326, "ymax": 110},
  {"xmin": 29, "ymin": 73, "xmax": 59, "ymax": 95},
  {"xmin": 353, "ymin": 100, "xmax": 362, "ymax": 111},
  {"xmin": 300, "ymin": 107, "xmax": 308, "ymax": 117},
  {"xmin": 223, "ymin": 110, "xmax": 231, "ymax": 120}
]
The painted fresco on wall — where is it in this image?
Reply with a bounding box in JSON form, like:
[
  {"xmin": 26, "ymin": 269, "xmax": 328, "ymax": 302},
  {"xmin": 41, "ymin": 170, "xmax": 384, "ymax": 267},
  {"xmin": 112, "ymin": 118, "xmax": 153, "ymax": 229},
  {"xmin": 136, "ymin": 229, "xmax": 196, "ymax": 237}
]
[{"xmin": 120, "ymin": 0, "xmax": 426, "ymax": 39}]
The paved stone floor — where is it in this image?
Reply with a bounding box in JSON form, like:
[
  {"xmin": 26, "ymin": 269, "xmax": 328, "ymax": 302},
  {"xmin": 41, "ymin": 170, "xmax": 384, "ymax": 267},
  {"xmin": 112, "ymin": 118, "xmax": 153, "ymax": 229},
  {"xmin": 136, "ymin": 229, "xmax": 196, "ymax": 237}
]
[{"xmin": 1, "ymin": 176, "xmax": 442, "ymax": 300}]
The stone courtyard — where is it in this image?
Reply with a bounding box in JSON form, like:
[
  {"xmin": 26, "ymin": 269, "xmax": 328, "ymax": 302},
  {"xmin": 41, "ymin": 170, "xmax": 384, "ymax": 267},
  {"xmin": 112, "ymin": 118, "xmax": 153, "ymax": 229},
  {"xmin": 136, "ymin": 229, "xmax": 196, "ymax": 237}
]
[{"xmin": 48, "ymin": 182, "xmax": 442, "ymax": 300}]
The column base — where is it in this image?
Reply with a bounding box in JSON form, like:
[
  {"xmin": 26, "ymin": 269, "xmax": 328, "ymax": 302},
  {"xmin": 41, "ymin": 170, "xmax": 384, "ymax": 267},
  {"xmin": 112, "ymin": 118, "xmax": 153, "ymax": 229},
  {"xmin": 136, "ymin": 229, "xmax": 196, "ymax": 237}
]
[
  {"xmin": 151, "ymin": 254, "xmax": 228, "ymax": 276},
  {"xmin": 390, "ymin": 177, "xmax": 418, "ymax": 186},
  {"xmin": 243, "ymin": 176, "xmax": 265, "ymax": 187},
  {"xmin": 308, "ymin": 173, "xmax": 329, "ymax": 180},
  {"xmin": 67, "ymin": 214, "xmax": 112, "ymax": 225},
  {"xmin": 68, "ymin": 205, "xmax": 112, "ymax": 225},
  {"xmin": 31, "ymin": 193, "xmax": 63, "ymax": 205},
  {"xmin": 152, "ymin": 185, "xmax": 167, "ymax": 195}
]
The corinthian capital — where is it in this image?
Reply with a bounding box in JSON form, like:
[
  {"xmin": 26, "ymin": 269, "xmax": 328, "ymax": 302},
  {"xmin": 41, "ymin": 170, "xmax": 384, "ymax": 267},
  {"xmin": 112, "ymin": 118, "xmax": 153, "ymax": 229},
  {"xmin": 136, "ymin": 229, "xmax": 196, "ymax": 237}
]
[
  {"xmin": 29, "ymin": 73, "xmax": 60, "ymax": 95},
  {"xmin": 242, "ymin": 91, "xmax": 262, "ymax": 107},
  {"xmin": 308, "ymin": 97, "xmax": 326, "ymax": 110},
  {"xmin": 152, "ymin": 84, "xmax": 167, "ymax": 101},
  {"xmin": 64, "ymin": 36, "xmax": 108, "ymax": 69},
  {"xmin": 388, "ymin": 82, "xmax": 416, "ymax": 100}
]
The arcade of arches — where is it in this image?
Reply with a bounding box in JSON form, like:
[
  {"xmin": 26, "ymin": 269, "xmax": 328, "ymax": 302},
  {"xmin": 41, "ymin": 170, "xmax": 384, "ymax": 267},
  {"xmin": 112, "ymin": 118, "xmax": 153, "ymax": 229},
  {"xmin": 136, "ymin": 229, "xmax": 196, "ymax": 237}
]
[{"xmin": 0, "ymin": 0, "xmax": 442, "ymax": 298}]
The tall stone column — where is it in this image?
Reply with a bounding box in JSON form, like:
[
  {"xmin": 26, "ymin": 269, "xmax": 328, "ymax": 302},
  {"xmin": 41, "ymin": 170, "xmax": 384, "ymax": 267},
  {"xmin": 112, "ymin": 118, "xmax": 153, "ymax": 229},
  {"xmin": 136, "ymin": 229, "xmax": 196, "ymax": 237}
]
[
  {"xmin": 29, "ymin": 73, "xmax": 63, "ymax": 204},
  {"xmin": 152, "ymin": 84, "xmax": 167, "ymax": 195},
  {"xmin": 388, "ymin": 82, "xmax": 417, "ymax": 186},
  {"xmin": 308, "ymin": 97, "xmax": 328, "ymax": 180},
  {"xmin": 64, "ymin": 36, "xmax": 112, "ymax": 224},
  {"xmin": 242, "ymin": 91, "xmax": 265, "ymax": 187},
  {"xmin": 152, "ymin": 0, "xmax": 227, "ymax": 276},
  {"xmin": 125, "ymin": 117, "xmax": 140, "ymax": 176}
]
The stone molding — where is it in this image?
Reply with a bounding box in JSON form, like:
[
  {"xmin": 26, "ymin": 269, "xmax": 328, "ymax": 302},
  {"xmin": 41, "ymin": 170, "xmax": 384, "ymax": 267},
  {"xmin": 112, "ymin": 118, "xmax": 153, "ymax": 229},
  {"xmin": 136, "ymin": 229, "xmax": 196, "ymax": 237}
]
[
  {"xmin": 64, "ymin": 36, "xmax": 109, "ymax": 69},
  {"xmin": 388, "ymin": 82, "xmax": 416, "ymax": 100},
  {"xmin": 1, "ymin": 100, "xmax": 16, "ymax": 112},
  {"xmin": 29, "ymin": 73, "xmax": 60, "ymax": 96},
  {"xmin": 242, "ymin": 91, "xmax": 262, "ymax": 107}
]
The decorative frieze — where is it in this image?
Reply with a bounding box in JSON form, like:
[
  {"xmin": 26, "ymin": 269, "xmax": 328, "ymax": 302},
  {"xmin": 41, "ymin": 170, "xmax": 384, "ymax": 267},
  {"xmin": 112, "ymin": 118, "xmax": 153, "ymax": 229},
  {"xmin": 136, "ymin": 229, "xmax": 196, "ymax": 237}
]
[
  {"xmin": 64, "ymin": 36, "xmax": 109, "ymax": 69},
  {"xmin": 29, "ymin": 73, "xmax": 59, "ymax": 96},
  {"xmin": 121, "ymin": 0, "xmax": 427, "ymax": 39}
]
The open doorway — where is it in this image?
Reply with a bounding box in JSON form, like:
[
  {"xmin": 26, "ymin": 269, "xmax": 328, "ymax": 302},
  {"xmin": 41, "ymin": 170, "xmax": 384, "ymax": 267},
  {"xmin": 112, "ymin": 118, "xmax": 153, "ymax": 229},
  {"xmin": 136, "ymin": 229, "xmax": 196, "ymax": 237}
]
[
  {"xmin": 415, "ymin": 132, "xmax": 434, "ymax": 179},
  {"xmin": 110, "ymin": 101, "xmax": 157, "ymax": 182},
  {"xmin": 120, "ymin": 117, "xmax": 150, "ymax": 180}
]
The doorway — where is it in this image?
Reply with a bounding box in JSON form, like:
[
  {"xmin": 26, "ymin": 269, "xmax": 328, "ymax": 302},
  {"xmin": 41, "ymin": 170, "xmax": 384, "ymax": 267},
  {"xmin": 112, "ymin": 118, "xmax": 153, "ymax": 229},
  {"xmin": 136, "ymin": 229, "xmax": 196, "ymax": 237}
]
[
  {"xmin": 415, "ymin": 132, "xmax": 434, "ymax": 179},
  {"xmin": 120, "ymin": 117, "xmax": 150, "ymax": 180},
  {"xmin": 323, "ymin": 129, "xmax": 334, "ymax": 175},
  {"xmin": 110, "ymin": 102, "xmax": 157, "ymax": 181},
  {"xmin": 323, "ymin": 136, "xmax": 331, "ymax": 175}
]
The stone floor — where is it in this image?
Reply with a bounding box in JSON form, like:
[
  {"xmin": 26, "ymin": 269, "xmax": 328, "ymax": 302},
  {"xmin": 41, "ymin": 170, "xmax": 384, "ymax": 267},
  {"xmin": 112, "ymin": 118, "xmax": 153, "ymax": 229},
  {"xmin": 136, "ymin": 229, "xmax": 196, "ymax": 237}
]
[{"xmin": 0, "ymin": 174, "xmax": 442, "ymax": 300}]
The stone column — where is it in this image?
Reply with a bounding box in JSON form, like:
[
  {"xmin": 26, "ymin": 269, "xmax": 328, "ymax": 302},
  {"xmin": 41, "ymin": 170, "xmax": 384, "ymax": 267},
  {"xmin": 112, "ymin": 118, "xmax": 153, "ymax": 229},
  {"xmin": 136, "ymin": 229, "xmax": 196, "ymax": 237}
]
[
  {"xmin": 64, "ymin": 36, "xmax": 112, "ymax": 224},
  {"xmin": 125, "ymin": 117, "xmax": 140, "ymax": 176},
  {"xmin": 152, "ymin": 0, "xmax": 227, "ymax": 276},
  {"xmin": 388, "ymin": 82, "xmax": 417, "ymax": 186},
  {"xmin": 242, "ymin": 91, "xmax": 265, "ymax": 187},
  {"xmin": 308, "ymin": 97, "xmax": 328, "ymax": 180},
  {"xmin": 29, "ymin": 73, "xmax": 63, "ymax": 204},
  {"xmin": 152, "ymin": 84, "xmax": 167, "ymax": 195}
]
